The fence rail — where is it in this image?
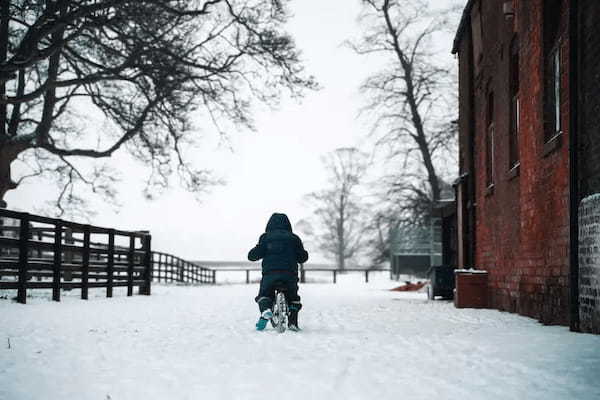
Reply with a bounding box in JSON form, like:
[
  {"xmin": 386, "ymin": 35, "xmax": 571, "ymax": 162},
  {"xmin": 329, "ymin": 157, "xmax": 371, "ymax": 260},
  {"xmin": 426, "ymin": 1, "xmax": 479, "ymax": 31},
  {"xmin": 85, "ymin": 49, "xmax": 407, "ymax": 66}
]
[
  {"xmin": 0, "ymin": 208, "xmax": 152, "ymax": 303},
  {"xmin": 152, "ymin": 251, "xmax": 215, "ymax": 284},
  {"xmin": 206, "ymin": 264, "xmax": 390, "ymax": 284}
]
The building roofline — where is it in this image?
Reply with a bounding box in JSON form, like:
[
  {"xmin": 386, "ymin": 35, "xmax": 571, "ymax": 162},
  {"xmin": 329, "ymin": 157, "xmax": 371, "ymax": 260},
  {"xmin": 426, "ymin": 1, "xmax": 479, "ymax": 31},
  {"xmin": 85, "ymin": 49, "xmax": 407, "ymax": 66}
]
[{"xmin": 452, "ymin": 0, "xmax": 475, "ymax": 54}]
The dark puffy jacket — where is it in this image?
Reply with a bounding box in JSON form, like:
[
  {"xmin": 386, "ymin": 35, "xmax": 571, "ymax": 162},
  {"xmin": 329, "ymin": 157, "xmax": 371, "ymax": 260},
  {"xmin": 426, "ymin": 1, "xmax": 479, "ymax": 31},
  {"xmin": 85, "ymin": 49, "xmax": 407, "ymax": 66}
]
[{"xmin": 248, "ymin": 213, "xmax": 309, "ymax": 275}]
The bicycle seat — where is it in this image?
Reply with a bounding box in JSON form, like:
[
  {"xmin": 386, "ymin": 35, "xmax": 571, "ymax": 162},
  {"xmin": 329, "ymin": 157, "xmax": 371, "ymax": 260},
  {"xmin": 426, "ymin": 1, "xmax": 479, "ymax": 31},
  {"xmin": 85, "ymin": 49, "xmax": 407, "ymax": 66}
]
[{"xmin": 272, "ymin": 281, "xmax": 288, "ymax": 292}]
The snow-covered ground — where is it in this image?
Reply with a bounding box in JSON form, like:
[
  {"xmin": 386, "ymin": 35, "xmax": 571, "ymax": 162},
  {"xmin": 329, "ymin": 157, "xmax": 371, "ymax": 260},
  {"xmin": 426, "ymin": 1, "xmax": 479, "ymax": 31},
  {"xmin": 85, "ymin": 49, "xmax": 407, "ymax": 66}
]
[{"xmin": 1, "ymin": 273, "xmax": 600, "ymax": 400}]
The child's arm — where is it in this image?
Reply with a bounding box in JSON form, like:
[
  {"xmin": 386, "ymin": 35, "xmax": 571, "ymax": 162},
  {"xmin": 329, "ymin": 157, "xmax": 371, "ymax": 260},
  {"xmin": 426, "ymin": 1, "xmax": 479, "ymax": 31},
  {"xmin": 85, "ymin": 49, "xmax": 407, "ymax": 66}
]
[
  {"xmin": 295, "ymin": 236, "xmax": 309, "ymax": 264},
  {"xmin": 248, "ymin": 235, "xmax": 266, "ymax": 261}
]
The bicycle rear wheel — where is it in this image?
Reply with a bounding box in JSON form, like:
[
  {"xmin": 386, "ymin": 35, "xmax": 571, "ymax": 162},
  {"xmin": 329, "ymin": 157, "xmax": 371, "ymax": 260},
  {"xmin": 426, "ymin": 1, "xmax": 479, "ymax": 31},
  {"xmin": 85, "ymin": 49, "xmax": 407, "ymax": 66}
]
[{"xmin": 273, "ymin": 291, "xmax": 288, "ymax": 333}]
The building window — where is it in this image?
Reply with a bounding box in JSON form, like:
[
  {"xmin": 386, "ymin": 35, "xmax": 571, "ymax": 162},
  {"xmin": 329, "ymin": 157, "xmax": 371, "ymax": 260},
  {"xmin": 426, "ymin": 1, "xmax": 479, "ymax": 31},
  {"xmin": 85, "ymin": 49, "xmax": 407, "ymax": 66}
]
[
  {"xmin": 547, "ymin": 48, "xmax": 561, "ymax": 136},
  {"xmin": 486, "ymin": 91, "xmax": 495, "ymax": 188},
  {"xmin": 543, "ymin": 0, "xmax": 563, "ymax": 142},
  {"xmin": 509, "ymin": 37, "xmax": 520, "ymax": 169}
]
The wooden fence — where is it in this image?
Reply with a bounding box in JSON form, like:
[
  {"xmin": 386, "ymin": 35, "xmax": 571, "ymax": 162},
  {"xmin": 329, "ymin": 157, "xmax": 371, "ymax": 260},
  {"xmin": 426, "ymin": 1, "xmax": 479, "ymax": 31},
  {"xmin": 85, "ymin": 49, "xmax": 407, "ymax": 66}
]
[
  {"xmin": 152, "ymin": 251, "xmax": 215, "ymax": 284},
  {"xmin": 0, "ymin": 208, "xmax": 152, "ymax": 304}
]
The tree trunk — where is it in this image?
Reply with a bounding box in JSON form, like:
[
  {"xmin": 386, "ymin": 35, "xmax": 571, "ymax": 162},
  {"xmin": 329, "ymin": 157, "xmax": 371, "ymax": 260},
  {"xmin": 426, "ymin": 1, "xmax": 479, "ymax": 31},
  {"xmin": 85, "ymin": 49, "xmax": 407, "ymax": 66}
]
[
  {"xmin": 403, "ymin": 59, "xmax": 441, "ymax": 203},
  {"xmin": 414, "ymin": 131, "xmax": 441, "ymax": 201},
  {"xmin": 0, "ymin": 1, "xmax": 10, "ymax": 139},
  {"xmin": 0, "ymin": 145, "xmax": 20, "ymax": 207},
  {"xmin": 382, "ymin": 0, "xmax": 441, "ymax": 203},
  {"xmin": 338, "ymin": 191, "xmax": 346, "ymax": 271}
]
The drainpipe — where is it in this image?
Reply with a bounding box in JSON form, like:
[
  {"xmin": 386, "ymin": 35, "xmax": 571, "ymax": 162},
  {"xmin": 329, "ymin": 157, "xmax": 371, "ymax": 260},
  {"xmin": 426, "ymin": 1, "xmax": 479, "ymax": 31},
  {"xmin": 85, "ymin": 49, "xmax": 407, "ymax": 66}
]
[
  {"xmin": 568, "ymin": 0, "xmax": 579, "ymax": 332},
  {"xmin": 468, "ymin": 29, "xmax": 477, "ymax": 270}
]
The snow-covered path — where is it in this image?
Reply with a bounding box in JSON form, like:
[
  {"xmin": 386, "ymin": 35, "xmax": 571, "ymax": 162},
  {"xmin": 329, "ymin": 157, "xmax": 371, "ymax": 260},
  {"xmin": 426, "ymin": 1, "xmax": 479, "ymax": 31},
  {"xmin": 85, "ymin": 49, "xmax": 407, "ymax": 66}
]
[{"xmin": 1, "ymin": 275, "xmax": 600, "ymax": 400}]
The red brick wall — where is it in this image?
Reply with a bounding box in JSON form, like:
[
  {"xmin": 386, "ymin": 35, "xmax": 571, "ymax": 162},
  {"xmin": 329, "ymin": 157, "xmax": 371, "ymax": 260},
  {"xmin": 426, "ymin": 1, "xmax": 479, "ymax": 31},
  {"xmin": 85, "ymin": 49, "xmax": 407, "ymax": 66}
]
[{"xmin": 459, "ymin": 0, "xmax": 571, "ymax": 324}]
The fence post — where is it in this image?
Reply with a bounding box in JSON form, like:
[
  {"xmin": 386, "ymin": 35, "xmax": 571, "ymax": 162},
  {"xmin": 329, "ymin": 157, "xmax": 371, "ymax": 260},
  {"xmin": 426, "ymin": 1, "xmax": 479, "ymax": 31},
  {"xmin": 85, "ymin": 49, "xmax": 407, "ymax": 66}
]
[
  {"xmin": 173, "ymin": 258, "xmax": 176, "ymax": 282},
  {"xmin": 140, "ymin": 235, "xmax": 152, "ymax": 295},
  {"xmin": 17, "ymin": 213, "xmax": 30, "ymax": 304},
  {"xmin": 52, "ymin": 223, "xmax": 62, "ymax": 302},
  {"xmin": 127, "ymin": 235, "xmax": 135, "ymax": 296},
  {"xmin": 157, "ymin": 253, "xmax": 162, "ymax": 283},
  {"xmin": 166, "ymin": 255, "xmax": 170, "ymax": 282},
  {"xmin": 212, "ymin": 270, "xmax": 216, "ymax": 284},
  {"xmin": 37, "ymin": 229, "xmax": 43, "ymax": 259},
  {"xmin": 179, "ymin": 258, "xmax": 184, "ymax": 283},
  {"xmin": 107, "ymin": 229, "xmax": 115, "ymax": 298},
  {"xmin": 365, "ymin": 270, "xmax": 369, "ymax": 283},
  {"xmin": 333, "ymin": 270, "xmax": 337, "ymax": 284},
  {"xmin": 300, "ymin": 264, "xmax": 305, "ymax": 283},
  {"xmin": 246, "ymin": 270, "xmax": 250, "ymax": 284},
  {"xmin": 160, "ymin": 254, "xmax": 164, "ymax": 282},
  {"xmin": 36, "ymin": 229, "xmax": 43, "ymax": 281},
  {"xmin": 64, "ymin": 228, "xmax": 73, "ymax": 283},
  {"xmin": 81, "ymin": 225, "xmax": 90, "ymax": 300}
]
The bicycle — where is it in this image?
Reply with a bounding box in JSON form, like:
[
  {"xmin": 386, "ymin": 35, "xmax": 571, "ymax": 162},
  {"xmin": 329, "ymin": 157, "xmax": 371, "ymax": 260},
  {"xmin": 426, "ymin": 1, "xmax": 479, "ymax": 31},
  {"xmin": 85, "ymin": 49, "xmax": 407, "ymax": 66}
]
[{"xmin": 270, "ymin": 285, "xmax": 289, "ymax": 333}]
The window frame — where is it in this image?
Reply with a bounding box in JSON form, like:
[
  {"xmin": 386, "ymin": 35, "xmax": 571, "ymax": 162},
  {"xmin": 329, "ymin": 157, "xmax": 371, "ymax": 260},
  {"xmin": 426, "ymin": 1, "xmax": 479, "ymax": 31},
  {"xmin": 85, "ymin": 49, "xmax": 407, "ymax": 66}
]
[
  {"xmin": 508, "ymin": 36, "xmax": 520, "ymax": 171},
  {"xmin": 485, "ymin": 90, "xmax": 495, "ymax": 190},
  {"xmin": 542, "ymin": 0, "xmax": 563, "ymax": 146},
  {"xmin": 544, "ymin": 44, "xmax": 562, "ymax": 143}
]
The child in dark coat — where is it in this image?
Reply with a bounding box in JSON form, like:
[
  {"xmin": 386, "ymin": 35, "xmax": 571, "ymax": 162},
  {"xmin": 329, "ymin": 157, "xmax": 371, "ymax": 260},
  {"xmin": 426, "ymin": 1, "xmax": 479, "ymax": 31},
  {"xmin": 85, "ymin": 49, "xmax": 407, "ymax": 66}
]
[{"xmin": 248, "ymin": 213, "xmax": 309, "ymax": 331}]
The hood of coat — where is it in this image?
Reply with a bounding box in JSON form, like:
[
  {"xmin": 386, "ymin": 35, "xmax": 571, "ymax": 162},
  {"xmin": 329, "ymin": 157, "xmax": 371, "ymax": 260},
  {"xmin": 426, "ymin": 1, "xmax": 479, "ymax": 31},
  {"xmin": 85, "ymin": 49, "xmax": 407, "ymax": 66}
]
[{"xmin": 265, "ymin": 213, "xmax": 292, "ymax": 232}]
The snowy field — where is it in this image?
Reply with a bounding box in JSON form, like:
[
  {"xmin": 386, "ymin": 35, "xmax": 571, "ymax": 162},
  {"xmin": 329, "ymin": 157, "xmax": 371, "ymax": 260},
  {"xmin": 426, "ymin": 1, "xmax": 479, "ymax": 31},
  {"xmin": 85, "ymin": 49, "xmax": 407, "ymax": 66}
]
[{"xmin": 1, "ymin": 273, "xmax": 600, "ymax": 400}]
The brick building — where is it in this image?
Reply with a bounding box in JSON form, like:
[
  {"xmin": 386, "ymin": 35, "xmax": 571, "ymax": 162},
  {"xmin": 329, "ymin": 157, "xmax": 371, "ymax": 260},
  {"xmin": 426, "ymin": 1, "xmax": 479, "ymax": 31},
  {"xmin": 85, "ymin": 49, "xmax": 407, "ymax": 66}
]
[{"xmin": 453, "ymin": 0, "xmax": 600, "ymax": 333}]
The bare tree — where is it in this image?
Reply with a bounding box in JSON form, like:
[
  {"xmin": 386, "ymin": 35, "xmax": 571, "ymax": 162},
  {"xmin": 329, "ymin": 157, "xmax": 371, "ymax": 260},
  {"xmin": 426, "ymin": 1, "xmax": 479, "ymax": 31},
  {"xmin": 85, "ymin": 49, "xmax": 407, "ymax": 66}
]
[
  {"xmin": 350, "ymin": 0, "xmax": 458, "ymax": 215},
  {"xmin": 362, "ymin": 209, "xmax": 398, "ymax": 266},
  {"xmin": 363, "ymin": 175, "xmax": 454, "ymax": 266},
  {"xmin": 0, "ymin": 0, "xmax": 316, "ymax": 213},
  {"xmin": 299, "ymin": 148, "xmax": 369, "ymax": 271}
]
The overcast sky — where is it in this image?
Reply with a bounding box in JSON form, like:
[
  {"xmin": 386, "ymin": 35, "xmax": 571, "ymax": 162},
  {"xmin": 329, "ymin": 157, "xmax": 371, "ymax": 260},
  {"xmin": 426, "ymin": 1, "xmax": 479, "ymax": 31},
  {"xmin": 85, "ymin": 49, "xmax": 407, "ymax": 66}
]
[{"xmin": 8, "ymin": 0, "xmax": 462, "ymax": 263}]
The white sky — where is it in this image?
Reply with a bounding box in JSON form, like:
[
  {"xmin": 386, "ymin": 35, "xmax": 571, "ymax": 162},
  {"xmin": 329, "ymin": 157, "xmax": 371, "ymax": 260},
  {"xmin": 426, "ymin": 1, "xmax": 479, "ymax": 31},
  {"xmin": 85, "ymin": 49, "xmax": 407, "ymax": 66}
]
[{"xmin": 8, "ymin": 0, "xmax": 461, "ymax": 263}]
